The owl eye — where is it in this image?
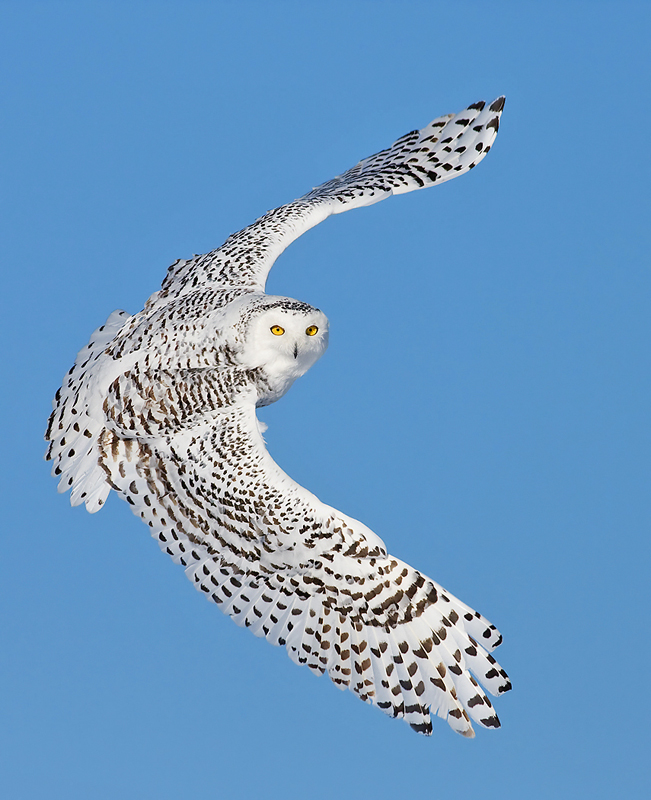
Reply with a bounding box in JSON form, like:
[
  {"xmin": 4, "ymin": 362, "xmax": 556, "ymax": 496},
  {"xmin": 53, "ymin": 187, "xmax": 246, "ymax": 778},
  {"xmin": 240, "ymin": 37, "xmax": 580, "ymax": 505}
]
[
  {"xmin": 270, "ymin": 325, "xmax": 285, "ymax": 336},
  {"xmin": 305, "ymin": 325, "xmax": 318, "ymax": 336}
]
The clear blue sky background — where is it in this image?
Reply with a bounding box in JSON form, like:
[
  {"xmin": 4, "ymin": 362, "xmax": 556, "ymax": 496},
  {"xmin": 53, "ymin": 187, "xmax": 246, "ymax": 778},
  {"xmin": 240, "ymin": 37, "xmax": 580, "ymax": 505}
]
[{"xmin": 1, "ymin": 2, "xmax": 649, "ymax": 798}]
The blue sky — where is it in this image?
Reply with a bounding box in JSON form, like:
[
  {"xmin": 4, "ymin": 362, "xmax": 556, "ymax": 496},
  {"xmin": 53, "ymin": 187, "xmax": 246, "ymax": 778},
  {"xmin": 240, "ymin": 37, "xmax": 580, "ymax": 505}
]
[{"xmin": 1, "ymin": 2, "xmax": 649, "ymax": 798}]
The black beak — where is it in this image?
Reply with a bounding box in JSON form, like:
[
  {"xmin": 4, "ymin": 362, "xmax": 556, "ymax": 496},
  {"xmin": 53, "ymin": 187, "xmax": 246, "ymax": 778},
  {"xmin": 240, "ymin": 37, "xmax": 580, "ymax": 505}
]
[{"xmin": 293, "ymin": 343, "xmax": 298, "ymax": 359}]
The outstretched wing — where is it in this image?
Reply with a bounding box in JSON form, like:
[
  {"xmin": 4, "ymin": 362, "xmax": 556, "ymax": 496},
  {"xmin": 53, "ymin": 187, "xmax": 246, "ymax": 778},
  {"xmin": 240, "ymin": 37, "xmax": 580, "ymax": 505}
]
[
  {"xmin": 149, "ymin": 98, "xmax": 505, "ymax": 309},
  {"xmin": 78, "ymin": 368, "xmax": 510, "ymax": 737}
]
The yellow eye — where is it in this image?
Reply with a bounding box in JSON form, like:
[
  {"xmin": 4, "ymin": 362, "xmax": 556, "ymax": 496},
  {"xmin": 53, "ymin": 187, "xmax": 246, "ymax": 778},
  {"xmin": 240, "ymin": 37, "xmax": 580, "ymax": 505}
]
[
  {"xmin": 305, "ymin": 325, "xmax": 318, "ymax": 336},
  {"xmin": 270, "ymin": 325, "xmax": 285, "ymax": 336}
]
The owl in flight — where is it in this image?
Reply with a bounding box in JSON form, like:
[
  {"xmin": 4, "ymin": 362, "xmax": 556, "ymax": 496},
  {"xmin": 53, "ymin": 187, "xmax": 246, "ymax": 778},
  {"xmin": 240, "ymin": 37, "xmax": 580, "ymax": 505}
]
[{"xmin": 46, "ymin": 97, "xmax": 511, "ymax": 737}]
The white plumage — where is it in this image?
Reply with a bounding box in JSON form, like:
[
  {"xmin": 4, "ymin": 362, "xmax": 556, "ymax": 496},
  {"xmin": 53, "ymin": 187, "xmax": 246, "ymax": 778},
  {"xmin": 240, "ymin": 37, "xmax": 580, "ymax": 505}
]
[{"xmin": 46, "ymin": 97, "xmax": 511, "ymax": 736}]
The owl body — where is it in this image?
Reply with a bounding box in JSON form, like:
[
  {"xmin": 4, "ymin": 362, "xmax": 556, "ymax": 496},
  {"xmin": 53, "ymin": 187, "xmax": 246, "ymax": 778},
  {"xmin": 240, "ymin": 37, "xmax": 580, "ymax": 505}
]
[{"xmin": 47, "ymin": 97, "xmax": 512, "ymax": 737}]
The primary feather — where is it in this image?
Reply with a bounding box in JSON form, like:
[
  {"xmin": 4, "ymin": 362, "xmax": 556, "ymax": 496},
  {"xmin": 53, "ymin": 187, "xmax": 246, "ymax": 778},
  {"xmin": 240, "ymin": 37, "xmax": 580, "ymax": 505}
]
[{"xmin": 46, "ymin": 97, "xmax": 511, "ymax": 736}]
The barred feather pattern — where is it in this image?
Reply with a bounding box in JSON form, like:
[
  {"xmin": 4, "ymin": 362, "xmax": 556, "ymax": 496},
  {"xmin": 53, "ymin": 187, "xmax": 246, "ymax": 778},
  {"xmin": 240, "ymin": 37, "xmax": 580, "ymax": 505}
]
[{"xmin": 46, "ymin": 97, "xmax": 510, "ymax": 736}]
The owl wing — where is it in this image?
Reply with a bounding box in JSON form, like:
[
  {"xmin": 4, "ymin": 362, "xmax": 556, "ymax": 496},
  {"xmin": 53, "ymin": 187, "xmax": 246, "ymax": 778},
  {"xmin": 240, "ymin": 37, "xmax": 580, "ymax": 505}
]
[
  {"xmin": 150, "ymin": 98, "xmax": 504, "ymax": 307},
  {"xmin": 74, "ymin": 367, "xmax": 511, "ymax": 737}
]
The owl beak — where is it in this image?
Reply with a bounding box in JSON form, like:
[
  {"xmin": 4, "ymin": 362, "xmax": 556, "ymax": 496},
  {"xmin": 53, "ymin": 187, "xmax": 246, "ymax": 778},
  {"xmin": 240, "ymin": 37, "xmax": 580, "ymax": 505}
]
[{"xmin": 293, "ymin": 343, "xmax": 299, "ymax": 359}]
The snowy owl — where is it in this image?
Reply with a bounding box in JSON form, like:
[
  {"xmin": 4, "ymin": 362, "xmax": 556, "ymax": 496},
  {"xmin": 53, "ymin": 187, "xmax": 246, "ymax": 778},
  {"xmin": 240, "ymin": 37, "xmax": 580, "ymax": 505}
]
[{"xmin": 46, "ymin": 97, "xmax": 511, "ymax": 737}]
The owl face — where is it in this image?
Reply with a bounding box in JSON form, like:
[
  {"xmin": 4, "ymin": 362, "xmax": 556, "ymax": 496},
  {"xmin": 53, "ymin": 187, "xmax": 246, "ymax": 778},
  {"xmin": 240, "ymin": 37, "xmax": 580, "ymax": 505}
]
[{"xmin": 238, "ymin": 298, "xmax": 329, "ymax": 387}]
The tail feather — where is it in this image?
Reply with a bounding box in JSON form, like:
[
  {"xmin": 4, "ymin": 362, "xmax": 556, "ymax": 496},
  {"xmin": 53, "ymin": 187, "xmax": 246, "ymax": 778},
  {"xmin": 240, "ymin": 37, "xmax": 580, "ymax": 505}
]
[{"xmin": 45, "ymin": 309, "xmax": 131, "ymax": 513}]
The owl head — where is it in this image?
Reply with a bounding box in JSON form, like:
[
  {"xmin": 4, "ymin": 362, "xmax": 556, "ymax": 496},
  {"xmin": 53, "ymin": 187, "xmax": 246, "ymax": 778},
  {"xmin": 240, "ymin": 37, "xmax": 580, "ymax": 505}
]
[{"xmin": 237, "ymin": 296, "xmax": 329, "ymax": 386}]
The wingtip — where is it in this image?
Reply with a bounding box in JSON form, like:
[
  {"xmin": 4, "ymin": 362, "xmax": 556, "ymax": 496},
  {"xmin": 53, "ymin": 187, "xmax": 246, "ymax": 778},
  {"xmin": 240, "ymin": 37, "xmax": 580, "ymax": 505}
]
[
  {"xmin": 409, "ymin": 720, "xmax": 433, "ymax": 736},
  {"xmin": 480, "ymin": 714, "xmax": 502, "ymax": 729},
  {"xmin": 468, "ymin": 97, "xmax": 505, "ymax": 114}
]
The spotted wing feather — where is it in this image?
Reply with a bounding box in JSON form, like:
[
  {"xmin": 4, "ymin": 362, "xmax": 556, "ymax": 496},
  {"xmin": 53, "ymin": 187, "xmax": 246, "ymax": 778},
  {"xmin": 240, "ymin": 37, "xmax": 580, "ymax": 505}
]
[
  {"xmin": 87, "ymin": 374, "xmax": 510, "ymax": 737},
  {"xmin": 149, "ymin": 98, "xmax": 505, "ymax": 308}
]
